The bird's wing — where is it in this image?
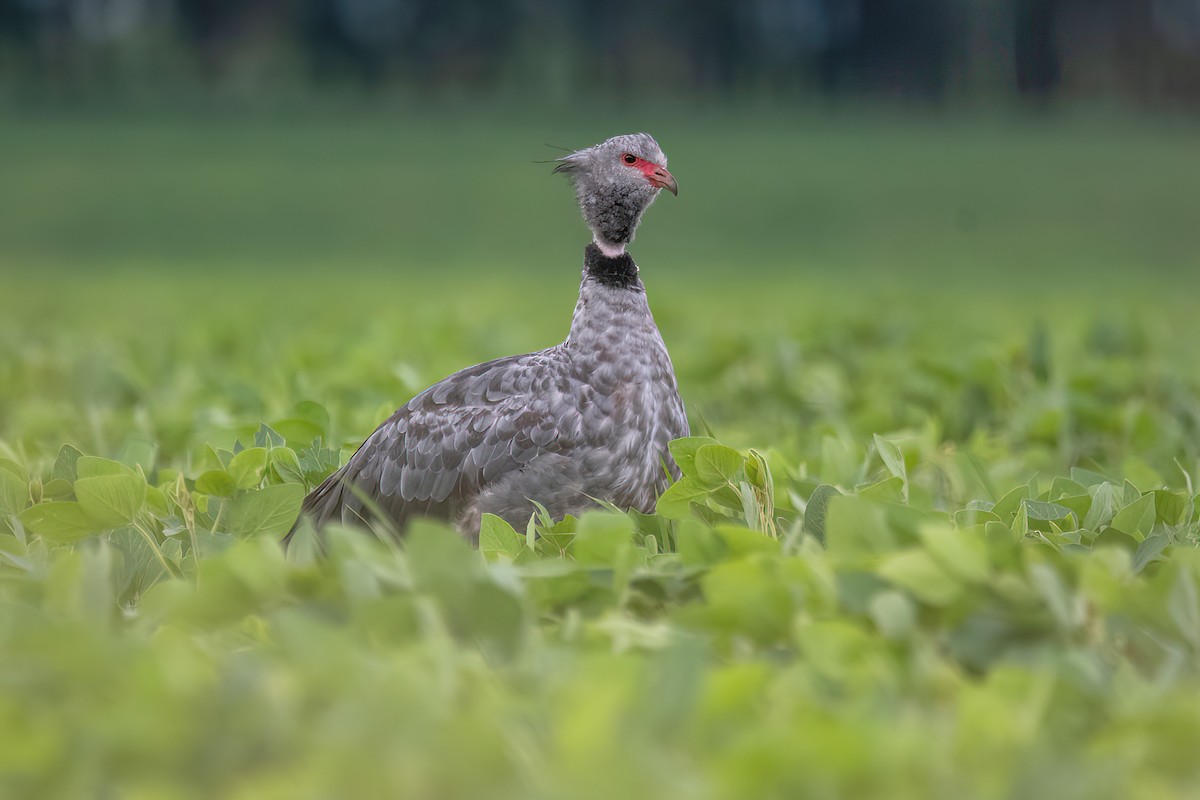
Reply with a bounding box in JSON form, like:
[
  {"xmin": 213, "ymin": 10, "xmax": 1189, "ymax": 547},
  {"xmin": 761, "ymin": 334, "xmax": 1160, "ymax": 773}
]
[{"xmin": 293, "ymin": 350, "xmax": 574, "ymax": 535}]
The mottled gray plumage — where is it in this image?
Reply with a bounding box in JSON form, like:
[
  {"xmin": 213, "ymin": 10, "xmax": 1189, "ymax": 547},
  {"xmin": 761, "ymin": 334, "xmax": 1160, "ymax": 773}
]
[{"xmin": 287, "ymin": 133, "xmax": 686, "ymax": 544}]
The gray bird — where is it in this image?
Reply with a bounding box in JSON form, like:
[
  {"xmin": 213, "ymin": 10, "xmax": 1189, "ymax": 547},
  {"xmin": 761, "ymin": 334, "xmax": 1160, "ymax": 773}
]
[{"xmin": 286, "ymin": 133, "xmax": 687, "ymax": 545}]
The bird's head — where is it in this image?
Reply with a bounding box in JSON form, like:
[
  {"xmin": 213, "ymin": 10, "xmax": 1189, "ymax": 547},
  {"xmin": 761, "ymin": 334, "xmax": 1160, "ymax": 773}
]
[{"xmin": 553, "ymin": 132, "xmax": 677, "ymax": 257}]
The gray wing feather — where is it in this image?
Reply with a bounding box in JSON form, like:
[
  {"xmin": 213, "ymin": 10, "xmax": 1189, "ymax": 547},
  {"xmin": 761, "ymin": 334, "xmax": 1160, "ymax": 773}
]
[{"xmin": 287, "ymin": 351, "xmax": 570, "ymax": 540}]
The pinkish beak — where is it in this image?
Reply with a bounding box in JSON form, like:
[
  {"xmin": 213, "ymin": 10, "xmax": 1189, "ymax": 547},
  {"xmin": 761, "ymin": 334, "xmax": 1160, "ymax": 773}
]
[{"xmin": 647, "ymin": 166, "xmax": 678, "ymax": 196}]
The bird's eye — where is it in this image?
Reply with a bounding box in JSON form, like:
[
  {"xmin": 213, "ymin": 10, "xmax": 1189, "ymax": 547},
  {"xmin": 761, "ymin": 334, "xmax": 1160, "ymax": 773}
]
[{"xmin": 622, "ymin": 153, "xmax": 637, "ymax": 165}]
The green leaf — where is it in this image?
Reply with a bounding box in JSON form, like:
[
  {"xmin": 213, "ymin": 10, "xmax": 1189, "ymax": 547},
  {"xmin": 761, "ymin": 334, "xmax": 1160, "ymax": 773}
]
[
  {"xmin": 991, "ymin": 484, "xmax": 1032, "ymax": 521},
  {"xmin": 1083, "ymin": 482, "xmax": 1121, "ymax": 531},
  {"xmin": 675, "ymin": 519, "xmax": 725, "ymax": 566},
  {"xmin": 868, "ymin": 590, "xmax": 916, "ymax": 640},
  {"xmin": 920, "ymin": 524, "xmax": 988, "ymax": 583},
  {"xmin": 76, "ymin": 456, "xmax": 137, "ymax": 479},
  {"xmin": 41, "ymin": 479, "xmax": 74, "ymax": 500},
  {"xmin": 667, "ymin": 437, "xmax": 719, "ymax": 476},
  {"xmin": 479, "ymin": 513, "xmax": 523, "ymax": 561},
  {"xmin": 120, "ymin": 436, "xmax": 157, "ymax": 473},
  {"xmin": 1028, "ymin": 561, "xmax": 1080, "ymax": 629},
  {"xmin": 271, "ymin": 419, "xmax": 324, "ymax": 448},
  {"xmin": 227, "ymin": 484, "xmax": 304, "ymax": 539},
  {"xmin": 75, "ymin": 474, "xmax": 147, "ymax": 528},
  {"xmin": 873, "ymin": 434, "xmax": 907, "ymax": 493},
  {"xmin": 656, "ymin": 477, "xmax": 710, "ymax": 519},
  {"xmin": 1168, "ymin": 568, "xmax": 1200, "ymax": 650},
  {"xmin": 803, "ymin": 484, "xmax": 841, "ymax": 543},
  {"xmin": 254, "ymin": 423, "xmax": 286, "ymax": 449},
  {"xmin": 1110, "ymin": 492, "xmax": 1155, "ymax": 541},
  {"xmin": 573, "ymin": 512, "xmax": 634, "ymax": 566},
  {"xmin": 1023, "ymin": 499, "xmax": 1072, "ymax": 521},
  {"xmin": 1071, "ymin": 467, "xmax": 1111, "ymax": 488},
  {"xmin": 293, "ymin": 400, "xmax": 331, "ymax": 437},
  {"xmin": 1151, "ymin": 490, "xmax": 1187, "ymax": 526},
  {"xmin": 693, "ymin": 445, "xmax": 744, "ymax": 488},
  {"xmin": 196, "ymin": 470, "xmax": 237, "ymax": 498},
  {"xmin": 270, "ymin": 447, "xmax": 305, "ymax": 484},
  {"xmin": 825, "ymin": 495, "xmax": 894, "ymax": 561},
  {"xmin": 715, "ymin": 525, "xmax": 780, "ymax": 557},
  {"xmin": 228, "ymin": 447, "xmax": 268, "ymax": 490},
  {"xmin": 858, "ymin": 476, "xmax": 905, "ymax": 503},
  {"xmin": 878, "ymin": 549, "xmax": 961, "ymax": 606},
  {"xmin": 1132, "ymin": 533, "xmax": 1171, "ymax": 573},
  {"xmin": 52, "ymin": 445, "xmax": 83, "ymax": 483},
  {"xmin": 0, "ymin": 460, "xmax": 28, "ymax": 517},
  {"xmin": 18, "ymin": 502, "xmax": 99, "ymax": 543}
]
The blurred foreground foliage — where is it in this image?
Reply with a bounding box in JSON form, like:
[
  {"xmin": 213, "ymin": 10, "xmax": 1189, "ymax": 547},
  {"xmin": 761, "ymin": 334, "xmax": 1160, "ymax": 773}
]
[{"xmin": 3, "ymin": 267, "xmax": 1200, "ymax": 798}]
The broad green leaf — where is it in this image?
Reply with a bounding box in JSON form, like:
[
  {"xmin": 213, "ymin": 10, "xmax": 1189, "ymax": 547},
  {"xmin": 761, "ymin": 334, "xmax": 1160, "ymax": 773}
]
[
  {"xmin": 270, "ymin": 447, "xmax": 305, "ymax": 484},
  {"xmin": 294, "ymin": 400, "xmax": 331, "ymax": 437},
  {"xmin": 715, "ymin": 524, "xmax": 780, "ymax": 557},
  {"xmin": 228, "ymin": 447, "xmax": 268, "ymax": 490},
  {"xmin": 991, "ymin": 484, "xmax": 1032, "ymax": 521},
  {"xmin": 878, "ymin": 549, "xmax": 961, "ymax": 606},
  {"xmin": 920, "ymin": 524, "xmax": 988, "ymax": 583},
  {"xmin": 868, "ymin": 590, "xmax": 916, "ymax": 640},
  {"xmin": 676, "ymin": 519, "xmax": 725, "ymax": 567},
  {"xmin": 18, "ymin": 502, "xmax": 99, "ymax": 542},
  {"xmin": 573, "ymin": 512, "xmax": 634, "ymax": 566},
  {"xmin": 656, "ymin": 477, "xmax": 710, "ymax": 519},
  {"xmin": 1110, "ymin": 492, "xmax": 1155, "ymax": 541},
  {"xmin": 0, "ymin": 460, "xmax": 28, "ymax": 517},
  {"xmin": 227, "ymin": 484, "xmax": 304, "ymax": 539},
  {"xmin": 1049, "ymin": 477, "xmax": 1088, "ymax": 499},
  {"xmin": 1071, "ymin": 467, "xmax": 1111, "ymax": 488},
  {"xmin": 667, "ymin": 437, "xmax": 719, "ymax": 476},
  {"xmin": 1054, "ymin": 494, "xmax": 1092, "ymax": 524},
  {"xmin": 1028, "ymin": 561, "xmax": 1080, "ymax": 629},
  {"xmin": 479, "ymin": 513, "xmax": 523, "ymax": 561},
  {"xmin": 1132, "ymin": 533, "xmax": 1171, "ymax": 573},
  {"xmin": 52, "ymin": 445, "xmax": 83, "ymax": 483},
  {"xmin": 1010, "ymin": 501, "xmax": 1028, "ymax": 540},
  {"xmin": 271, "ymin": 419, "xmax": 324, "ymax": 447},
  {"xmin": 120, "ymin": 437, "xmax": 157, "ymax": 473},
  {"xmin": 196, "ymin": 470, "xmax": 237, "ymax": 498},
  {"xmin": 858, "ymin": 476, "xmax": 905, "ymax": 503},
  {"xmin": 75, "ymin": 474, "xmax": 147, "ymax": 528},
  {"xmin": 1023, "ymin": 499, "xmax": 1072, "ymax": 521},
  {"xmin": 825, "ymin": 495, "xmax": 894, "ymax": 561},
  {"xmin": 693, "ymin": 445, "xmax": 744, "ymax": 488},
  {"xmin": 873, "ymin": 434, "xmax": 907, "ymax": 496},
  {"xmin": 41, "ymin": 478, "xmax": 74, "ymax": 500},
  {"xmin": 1168, "ymin": 567, "xmax": 1200, "ymax": 649},
  {"xmin": 76, "ymin": 456, "xmax": 136, "ymax": 479},
  {"xmin": 1083, "ymin": 482, "xmax": 1121, "ymax": 531},
  {"xmin": 700, "ymin": 558, "xmax": 793, "ymax": 643},
  {"xmin": 1151, "ymin": 490, "xmax": 1187, "ymax": 526},
  {"xmin": 803, "ymin": 484, "xmax": 842, "ymax": 543},
  {"xmin": 253, "ymin": 423, "xmax": 286, "ymax": 449}
]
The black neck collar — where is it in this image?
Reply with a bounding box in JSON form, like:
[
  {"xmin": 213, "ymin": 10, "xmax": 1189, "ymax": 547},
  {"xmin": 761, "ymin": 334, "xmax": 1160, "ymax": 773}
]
[{"xmin": 584, "ymin": 243, "xmax": 640, "ymax": 289}]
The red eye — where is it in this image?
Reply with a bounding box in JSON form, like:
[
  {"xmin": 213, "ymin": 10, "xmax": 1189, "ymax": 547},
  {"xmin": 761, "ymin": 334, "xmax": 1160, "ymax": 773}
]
[{"xmin": 622, "ymin": 153, "xmax": 637, "ymax": 165}]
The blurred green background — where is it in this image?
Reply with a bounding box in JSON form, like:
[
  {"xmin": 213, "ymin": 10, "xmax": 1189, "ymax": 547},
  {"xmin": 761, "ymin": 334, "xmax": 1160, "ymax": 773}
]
[{"xmin": 1, "ymin": 0, "xmax": 1198, "ymax": 284}]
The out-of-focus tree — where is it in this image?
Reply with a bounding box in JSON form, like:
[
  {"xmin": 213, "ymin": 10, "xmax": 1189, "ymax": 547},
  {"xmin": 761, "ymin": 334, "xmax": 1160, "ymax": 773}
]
[{"xmin": 0, "ymin": 0, "xmax": 1197, "ymax": 106}]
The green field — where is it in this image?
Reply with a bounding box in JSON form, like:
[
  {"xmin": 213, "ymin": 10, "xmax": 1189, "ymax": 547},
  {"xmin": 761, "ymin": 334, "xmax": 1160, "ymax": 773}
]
[{"xmin": 3, "ymin": 112, "xmax": 1200, "ymax": 798}]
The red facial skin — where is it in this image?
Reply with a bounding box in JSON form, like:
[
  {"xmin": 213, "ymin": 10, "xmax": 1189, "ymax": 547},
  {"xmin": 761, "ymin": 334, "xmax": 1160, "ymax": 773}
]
[{"xmin": 621, "ymin": 154, "xmax": 678, "ymax": 195}]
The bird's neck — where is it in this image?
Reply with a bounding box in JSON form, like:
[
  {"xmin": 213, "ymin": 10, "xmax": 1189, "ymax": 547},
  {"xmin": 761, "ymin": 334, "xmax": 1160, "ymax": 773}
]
[
  {"xmin": 592, "ymin": 239, "xmax": 626, "ymax": 258},
  {"xmin": 582, "ymin": 243, "xmax": 640, "ymax": 290},
  {"xmin": 567, "ymin": 247, "xmax": 659, "ymax": 360}
]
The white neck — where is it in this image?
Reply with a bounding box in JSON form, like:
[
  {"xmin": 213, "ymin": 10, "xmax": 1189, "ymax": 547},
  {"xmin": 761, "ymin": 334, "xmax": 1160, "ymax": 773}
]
[{"xmin": 592, "ymin": 238, "xmax": 626, "ymax": 258}]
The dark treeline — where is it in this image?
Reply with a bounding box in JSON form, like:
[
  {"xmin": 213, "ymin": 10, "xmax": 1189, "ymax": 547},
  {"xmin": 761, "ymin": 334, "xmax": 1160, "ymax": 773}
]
[{"xmin": 1, "ymin": 0, "xmax": 1198, "ymax": 106}]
